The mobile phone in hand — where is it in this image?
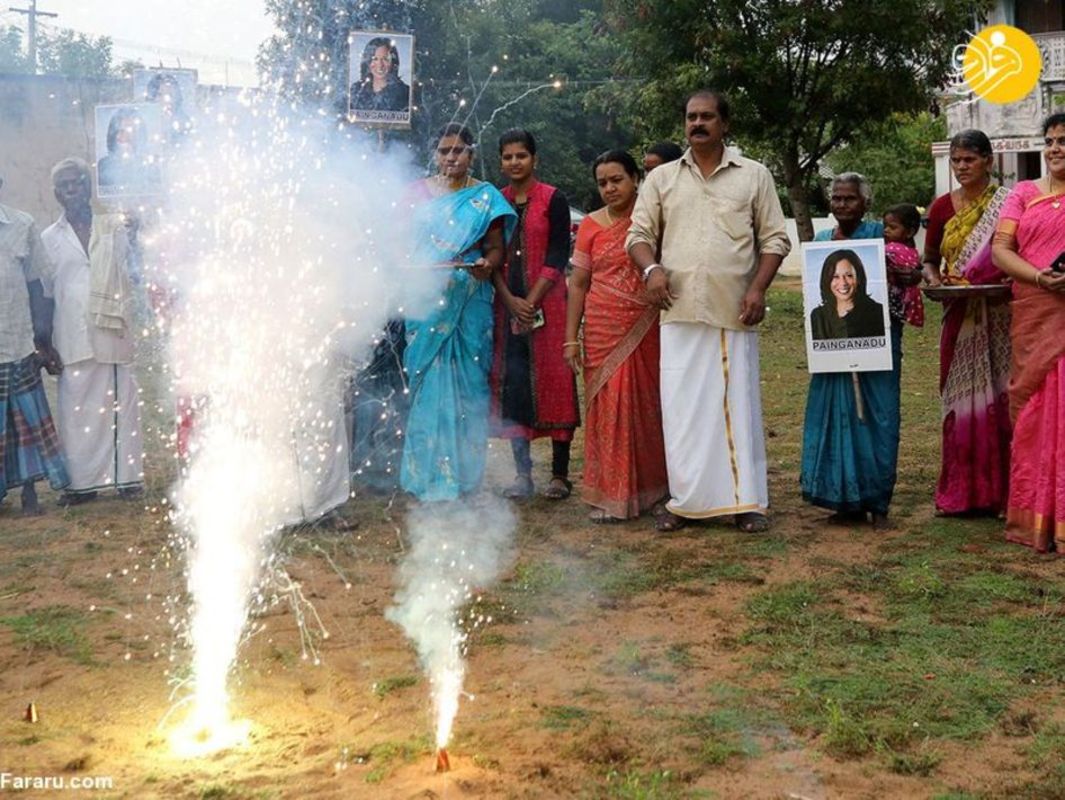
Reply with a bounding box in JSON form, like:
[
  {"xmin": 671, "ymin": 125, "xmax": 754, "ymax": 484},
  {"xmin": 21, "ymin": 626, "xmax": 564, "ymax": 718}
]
[{"xmin": 1051, "ymin": 251, "xmax": 1065, "ymax": 275}]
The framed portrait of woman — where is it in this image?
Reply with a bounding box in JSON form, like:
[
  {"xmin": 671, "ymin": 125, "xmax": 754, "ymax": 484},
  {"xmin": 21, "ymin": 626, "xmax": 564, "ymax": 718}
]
[
  {"xmin": 93, "ymin": 102, "xmax": 165, "ymax": 199},
  {"xmin": 132, "ymin": 68, "xmax": 197, "ymax": 146},
  {"xmin": 347, "ymin": 31, "xmax": 415, "ymax": 128},
  {"xmin": 801, "ymin": 239, "xmax": 892, "ymax": 373}
]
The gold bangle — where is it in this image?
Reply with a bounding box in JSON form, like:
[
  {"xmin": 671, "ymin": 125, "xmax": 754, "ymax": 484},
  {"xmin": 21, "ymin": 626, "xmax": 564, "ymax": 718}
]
[
  {"xmin": 1035, "ymin": 271, "xmax": 1044, "ymax": 288},
  {"xmin": 562, "ymin": 341, "xmax": 580, "ymax": 348}
]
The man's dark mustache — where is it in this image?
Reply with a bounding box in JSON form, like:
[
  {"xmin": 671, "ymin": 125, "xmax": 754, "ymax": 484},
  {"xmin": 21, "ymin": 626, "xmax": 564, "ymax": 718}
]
[{"xmin": 690, "ymin": 127, "xmax": 709, "ymax": 135}]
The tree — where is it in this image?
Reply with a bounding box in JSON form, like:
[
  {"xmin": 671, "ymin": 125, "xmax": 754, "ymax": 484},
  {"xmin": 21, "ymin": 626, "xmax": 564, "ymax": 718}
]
[
  {"xmin": 827, "ymin": 112, "xmax": 947, "ymax": 214},
  {"xmin": 258, "ymin": 0, "xmax": 630, "ymax": 208},
  {"xmin": 0, "ymin": 24, "xmax": 117, "ymax": 78},
  {"xmin": 604, "ymin": 0, "xmax": 990, "ymax": 239},
  {"xmin": 0, "ymin": 25, "xmax": 29, "ymax": 73},
  {"xmin": 37, "ymin": 29, "xmax": 114, "ymax": 79}
]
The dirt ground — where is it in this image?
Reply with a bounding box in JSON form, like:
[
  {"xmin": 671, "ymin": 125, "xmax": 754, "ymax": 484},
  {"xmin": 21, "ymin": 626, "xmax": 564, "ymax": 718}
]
[{"xmin": 1, "ymin": 284, "xmax": 1063, "ymax": 800}]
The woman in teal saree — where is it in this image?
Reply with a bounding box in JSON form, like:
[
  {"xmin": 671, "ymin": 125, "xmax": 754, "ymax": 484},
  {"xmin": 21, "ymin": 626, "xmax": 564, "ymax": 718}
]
[{"xmin": 401, "ymin": 124, "xmax": 517, "ymax": 501}]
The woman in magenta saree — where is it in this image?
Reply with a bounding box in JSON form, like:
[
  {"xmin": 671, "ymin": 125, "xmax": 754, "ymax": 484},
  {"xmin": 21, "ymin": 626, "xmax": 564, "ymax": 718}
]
[
  {"xmin": 922, "ymin": 129, "xmax": 1012, "ymax": 515},
  {"xmin": 991, "ymin": 113, "xmax": 1065, "ymax": 552}
]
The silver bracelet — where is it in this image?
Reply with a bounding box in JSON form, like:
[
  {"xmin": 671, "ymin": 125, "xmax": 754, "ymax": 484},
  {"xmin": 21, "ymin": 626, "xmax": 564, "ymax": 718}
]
[{"xmin": 642, "ymin": 263, "xmax": 663, "ymax": 281}]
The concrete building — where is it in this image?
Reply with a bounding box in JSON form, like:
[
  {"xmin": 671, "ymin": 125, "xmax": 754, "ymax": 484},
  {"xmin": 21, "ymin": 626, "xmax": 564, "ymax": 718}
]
[{"xmin": 935, "ymin": 0, "xmax": 1065, "ymax": 194}]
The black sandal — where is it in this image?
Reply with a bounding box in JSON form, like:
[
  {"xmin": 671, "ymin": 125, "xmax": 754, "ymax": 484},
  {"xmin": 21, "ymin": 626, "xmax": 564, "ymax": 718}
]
[
  {"xmin": 652, "ymin": 504, "xmax": 687, "ymax": 532},
  {"xmin": 542, "ymin": 477, "xmax": 572, "ymax": 500},
  {"xmin": 502, "ymin": 475, "xmax": 534, "ymax": 500}
]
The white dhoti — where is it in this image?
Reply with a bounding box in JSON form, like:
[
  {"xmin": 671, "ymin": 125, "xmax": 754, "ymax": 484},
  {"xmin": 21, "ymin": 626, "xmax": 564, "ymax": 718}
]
[
  {"xmin": 57, "ymin": 359, "xmax": 143, "ymax": 493},
  {"xmin": 660, "ymin": 322, "xmax": 767, "ymax": 518},
  {"xmin": 288, "ymin": 383, "xmax": 351, "ymax": 524}
]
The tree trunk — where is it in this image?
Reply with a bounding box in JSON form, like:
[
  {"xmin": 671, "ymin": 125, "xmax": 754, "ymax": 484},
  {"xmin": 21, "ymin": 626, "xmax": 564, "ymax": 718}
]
[{"xmin": 781, "ymin": 152, "xmax": 815, "ymax": 242}]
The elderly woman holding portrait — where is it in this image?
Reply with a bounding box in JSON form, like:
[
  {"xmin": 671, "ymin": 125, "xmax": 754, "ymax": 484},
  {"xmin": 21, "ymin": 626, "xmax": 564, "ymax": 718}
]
[
  {"xmin": 809, "ymin": 249, "xmax": 885, "ymax": 340},
  {"xmin": 800, "ymin": 173, "xmax": 909, "ymax": 529},
  {"xmin": 991, "ymin": 113, "xmax": 1065, "ymax": 553},
  {"xmin": 922, "ymin": 129, "xmax": 1012, "ymax": 517},
  {"xmin": 400, "ymin": 124, "xmax": 516, "ymax": 502}
]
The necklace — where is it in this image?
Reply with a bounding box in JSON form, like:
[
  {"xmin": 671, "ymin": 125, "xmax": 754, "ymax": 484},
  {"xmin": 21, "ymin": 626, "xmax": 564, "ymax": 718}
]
[
  {"xmin": 1050, "ymin": 175, "xmax": 1063, "ymax": 209},
  {"xmin": 434, "ymin": 174, "xmax": 473, "ymax": 194}
]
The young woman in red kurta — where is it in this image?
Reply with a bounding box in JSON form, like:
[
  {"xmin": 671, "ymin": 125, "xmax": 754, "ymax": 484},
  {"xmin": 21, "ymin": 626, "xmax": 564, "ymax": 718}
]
[{"xmin": 490, "ymin": 129, "xmax": 580, "ymax": 499}]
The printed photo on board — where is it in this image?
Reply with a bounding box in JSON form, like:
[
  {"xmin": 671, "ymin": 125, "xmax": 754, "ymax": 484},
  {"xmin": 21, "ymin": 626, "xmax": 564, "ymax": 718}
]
[
  {"xmin": 94, "ymin": 103, "xmax": 165, "ymax": 199},
  {"xmin": 801, "ymin": 239, "xmax": 893, "ymax": 373},
  {"xmin": 348, "ymin": 31, "xmax": 414, "ymax": 127},
  {"xmin": 133, "ymin": 68, "xmax": 197, "ymax": 144}
]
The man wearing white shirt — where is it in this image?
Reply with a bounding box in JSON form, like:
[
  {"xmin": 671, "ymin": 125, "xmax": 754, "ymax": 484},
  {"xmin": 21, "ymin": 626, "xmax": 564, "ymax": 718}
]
[
  {"xmin": 626, "ymin": 90, "xmax": 791, "ymax": 533},
  {"xmin": 0, "ymin": 176, "xmax": 69, "ymax": 513},
  {"xmin": 41, "ymin": 158, "xmax": 143, "ymax": 503}
]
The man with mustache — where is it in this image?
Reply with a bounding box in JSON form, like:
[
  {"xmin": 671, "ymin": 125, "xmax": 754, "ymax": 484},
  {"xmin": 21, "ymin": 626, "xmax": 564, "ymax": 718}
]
[{"xmin": 627, "ymin": 89, "xmax": 791, "ymax": 533}]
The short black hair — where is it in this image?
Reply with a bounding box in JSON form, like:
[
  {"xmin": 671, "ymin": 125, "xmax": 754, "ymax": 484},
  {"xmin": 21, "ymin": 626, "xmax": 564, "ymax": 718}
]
[
  {"xmin": 498, "ymin": 128, "xmax": 536, "ymax": 156},
  {"xmin": 884, "ymin": 203, "xmax": 921, "ymax": 234},
  {"xmin": 682, "ymin": 89, "xmax": 730, "ymax": 123},
  {"xmin": 646, "ymin": 141, "xmax": 683, "ymax": 163},
  {"xmin": 592, "ymin": 149, "xmax": 640, "ymax": 180},
  {"xmin": 436, "ymin": 123, "xmax": 474, "ymax": 147},
  {"xmin": 1043, "ymin": 113, "xmax": 1065, "ymax": 135},
  {"xmin": 949, "ymin": 128, "xmax": 992, "ymax": 159}
]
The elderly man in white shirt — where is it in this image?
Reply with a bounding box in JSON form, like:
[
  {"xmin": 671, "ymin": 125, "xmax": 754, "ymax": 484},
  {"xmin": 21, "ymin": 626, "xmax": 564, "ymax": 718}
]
[
  {"xmin": 40, "ymin": 158, "xmax": 143, "ymax": 504},
  {"xmin": 0, "ymin": 176, "xmax": 69, "ymax": 513},
  {"xmin": 627, "ymin": 90, "xmax": 791, "ymax": 533}
]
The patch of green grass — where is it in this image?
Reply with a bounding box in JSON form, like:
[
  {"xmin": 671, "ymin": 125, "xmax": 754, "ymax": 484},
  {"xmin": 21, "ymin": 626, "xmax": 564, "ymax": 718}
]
[
  {"xmin": 597, "ymin": 769, "xmax": 711, "ymax": 800},
  {"xmin": 357, "ymin": 735, "xmax": 430, "ymax": 783},
  {"xmin": 1024, "ymin": 721, "xmax": 1065, "ymax": 765},
  {"xmin": 541, "ymin": 704, "xmax": 594, "ymax": 731},
  {"xmin": 509, "ymin": 561, "xmax": 567, "ymax": 595},
  {"xmin": 883, "ymin": 743, "xmax": 942, "ymax": 776},
  {"xmin": 1, "ymin": 605, "xmax": 94, "ymax": 664},
  {"xmin": 680, "ymin": 705, "xmax": 762, "ymax": 767},
  {"xmin": 665, "ymin": 643, "xmax": 695, "ymax": 670},
  {"xmin": 610, "ymin": 641, "xmax": 652, "ymax": 676},
  {"xmin": 372, "ymin": 674, "xmax": 419, "ymax": 698},
  {"xmin": 198, "ymin": 786, "xmax": 276, "ymax": 800},
  {"xmin": 460, "ymin": 594, "xmax": 520, "ymax": 627}
]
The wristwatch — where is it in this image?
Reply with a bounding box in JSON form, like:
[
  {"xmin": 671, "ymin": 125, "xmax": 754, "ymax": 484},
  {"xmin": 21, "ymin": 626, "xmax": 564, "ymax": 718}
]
[{"xmin": 642, "ymin": 263, "xmax": 663, "ymax": 281}]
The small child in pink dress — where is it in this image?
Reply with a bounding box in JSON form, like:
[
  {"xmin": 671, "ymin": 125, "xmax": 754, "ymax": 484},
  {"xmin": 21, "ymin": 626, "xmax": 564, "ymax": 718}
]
[{"xmin": 883, "ymin": 203, "xmax": 924, "ymax": 328}]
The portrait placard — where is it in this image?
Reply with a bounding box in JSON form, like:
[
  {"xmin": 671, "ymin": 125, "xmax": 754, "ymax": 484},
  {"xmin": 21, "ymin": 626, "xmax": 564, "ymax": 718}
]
[
  {"xmin": 133, "ymin": 68, "xmax": 197, "ymax": 144},
  {"xmin": 801, "ymin": 239, "xmax": 893, "ymax": 373},
  {"xmin": 348, "ymin": 31, "xmax": 414, "ymax": 128},
  {"xmin": 94, "ymin": 103, "xmax": 165, "ymax": 199}
]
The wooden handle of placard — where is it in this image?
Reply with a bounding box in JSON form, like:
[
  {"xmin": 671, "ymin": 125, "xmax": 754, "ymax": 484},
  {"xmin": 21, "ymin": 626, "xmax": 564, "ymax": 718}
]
[{"xmin": 851, "ymin": 372, "xmax": 865, "ymax": 423}]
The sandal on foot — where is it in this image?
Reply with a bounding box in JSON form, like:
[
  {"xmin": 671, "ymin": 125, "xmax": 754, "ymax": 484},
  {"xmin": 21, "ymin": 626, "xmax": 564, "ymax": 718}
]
[
  {"xmin": 871, "ymin": 512, "xmax": 894, "ymax": 531},
  {"xmin": 652, "ymin": 505, "xmax": 687, "ymax": 532},
  {"xmin": 314, "ymin": 511, "xmax": 358, "ymax": 532},
  {"xmin": 542, "ymin": 477, "xmax": 572, "ymax": 500},
  {"xmin": 826, "ymin": 510, "xmax": 866, "ymax": 525},
  {"xmin": 57, "ymin": 491, "xmax": 97, "ymax": 507},
  {"xmin": 589, "ymin": 509, "xmax": 624, "ymax": 524},
  {"xmin": 735, "ymin": 512, "xmax": 770, "ymax": 533},
  {"xmin": 502, "ymin": 475, "xmax": 534, "ymax": 500}
]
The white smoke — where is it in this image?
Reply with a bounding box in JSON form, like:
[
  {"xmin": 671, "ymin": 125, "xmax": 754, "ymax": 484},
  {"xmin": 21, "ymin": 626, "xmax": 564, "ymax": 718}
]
[
  {"xmin": 150, "ymin": 91, "xmax": 447, "ymax": 742},
  {"xmin": 387, "ymin": 496, "xmax": 517, "ymax": 749}
]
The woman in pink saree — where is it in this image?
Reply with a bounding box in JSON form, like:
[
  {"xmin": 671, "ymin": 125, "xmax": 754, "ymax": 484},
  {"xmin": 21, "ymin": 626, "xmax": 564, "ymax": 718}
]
[
  {"xmin": 922, "ymin": 129, "xmax": 1012, "ymax": 515},
  {"xmin": 991, "ymin": 113, "xmax": 1065, "ymax": 553}
]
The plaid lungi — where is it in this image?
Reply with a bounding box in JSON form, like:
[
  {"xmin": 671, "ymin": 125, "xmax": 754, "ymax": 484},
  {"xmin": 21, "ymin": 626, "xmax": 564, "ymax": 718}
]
[{"xmin": 1, "ymin": 355, "xmax": 69, "ymax": 500}]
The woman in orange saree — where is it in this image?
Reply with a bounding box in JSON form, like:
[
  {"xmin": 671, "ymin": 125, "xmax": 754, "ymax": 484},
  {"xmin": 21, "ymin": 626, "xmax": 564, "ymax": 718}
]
[
  {"xmin": 991, "ymin": 113, "xmax": 1065, "ymax": 553},
  {"xmin": 564, "ymin": 150, "xmax": 668, "ymax": 522}
]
